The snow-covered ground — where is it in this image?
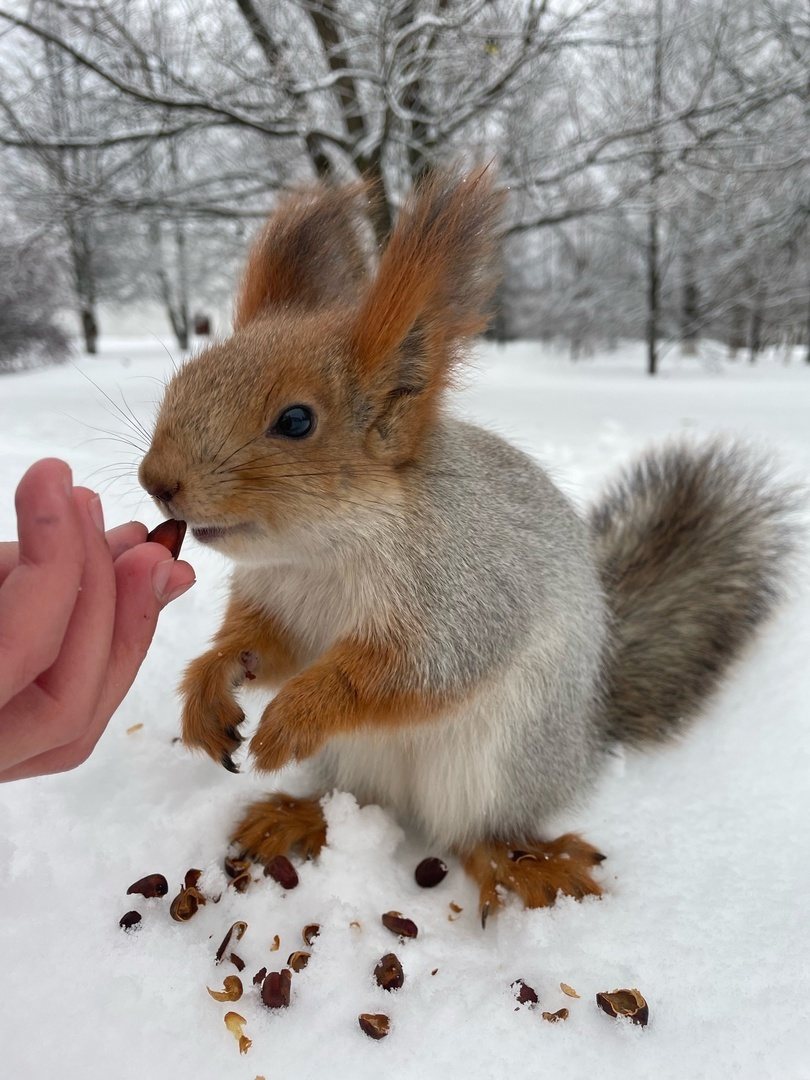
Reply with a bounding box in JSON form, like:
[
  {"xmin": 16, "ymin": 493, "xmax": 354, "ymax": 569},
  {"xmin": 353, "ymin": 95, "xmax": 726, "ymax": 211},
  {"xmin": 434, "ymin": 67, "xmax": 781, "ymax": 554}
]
[{"xmin": 1, "ymin": 338, "xmax": 809, "ymax": 1080}]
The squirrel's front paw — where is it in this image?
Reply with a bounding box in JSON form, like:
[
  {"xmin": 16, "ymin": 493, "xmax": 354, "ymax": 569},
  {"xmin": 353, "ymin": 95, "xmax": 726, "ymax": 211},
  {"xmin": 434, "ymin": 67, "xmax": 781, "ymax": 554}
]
[
  {"xmin": 249, "ymin": 694, "xmax": 325, "ymax": 774},
  {"xmin": 180, "ymin": 651, "xmax": 249, "ymax": 772}
]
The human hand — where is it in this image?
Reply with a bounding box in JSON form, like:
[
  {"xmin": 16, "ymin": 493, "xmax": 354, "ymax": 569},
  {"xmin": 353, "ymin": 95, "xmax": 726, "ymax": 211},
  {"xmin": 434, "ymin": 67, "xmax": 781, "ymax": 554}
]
[{"xmin": 0, "ymin": 458, "xmax": 195, "ymax": 781}]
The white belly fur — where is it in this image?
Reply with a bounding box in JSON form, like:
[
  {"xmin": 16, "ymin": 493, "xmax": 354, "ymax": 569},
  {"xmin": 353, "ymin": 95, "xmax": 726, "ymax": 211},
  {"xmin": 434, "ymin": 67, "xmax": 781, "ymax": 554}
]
[{"xmin": 315, "ymin": 647, "xmax": 543, "ymax": 851}]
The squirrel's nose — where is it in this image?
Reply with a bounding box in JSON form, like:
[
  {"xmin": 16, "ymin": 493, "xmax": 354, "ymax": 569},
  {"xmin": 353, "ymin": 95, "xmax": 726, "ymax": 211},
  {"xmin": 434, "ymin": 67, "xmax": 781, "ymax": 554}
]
[{"xmin": 143, "ymin": 478, "xmax": 181, "ymax": 506}]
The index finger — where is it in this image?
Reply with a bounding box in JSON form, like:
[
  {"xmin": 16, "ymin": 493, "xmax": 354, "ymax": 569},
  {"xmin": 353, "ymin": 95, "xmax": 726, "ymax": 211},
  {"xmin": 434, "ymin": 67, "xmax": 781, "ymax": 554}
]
[
  {"xmin": 0, "ymin": 460, "xmax": 86, "ymax": 703},
  {"xmin": 0, "ymin": 522, "xmax": 147, "ymax": 584}
]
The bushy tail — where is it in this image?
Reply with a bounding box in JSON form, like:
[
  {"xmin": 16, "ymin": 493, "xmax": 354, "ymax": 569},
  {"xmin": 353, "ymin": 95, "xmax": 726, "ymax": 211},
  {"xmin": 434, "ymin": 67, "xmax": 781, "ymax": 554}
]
[{"xmin": 589, "ymin": 442, "xmax": 797, "ymax": 746}]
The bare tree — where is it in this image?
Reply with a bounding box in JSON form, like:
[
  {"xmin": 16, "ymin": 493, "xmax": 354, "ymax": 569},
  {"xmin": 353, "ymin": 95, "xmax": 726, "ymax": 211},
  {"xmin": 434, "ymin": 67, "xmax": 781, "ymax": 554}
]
[{"xmin": 1, "ymin": 0, "xmax": 806, "ymax": 365}]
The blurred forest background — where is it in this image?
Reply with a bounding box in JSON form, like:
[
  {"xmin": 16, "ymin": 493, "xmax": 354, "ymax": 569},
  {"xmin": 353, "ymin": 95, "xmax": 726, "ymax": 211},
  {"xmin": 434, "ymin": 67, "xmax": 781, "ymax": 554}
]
[{"xmin": 0, "ymin": 0, "xmax": 807, "ymax": 374}]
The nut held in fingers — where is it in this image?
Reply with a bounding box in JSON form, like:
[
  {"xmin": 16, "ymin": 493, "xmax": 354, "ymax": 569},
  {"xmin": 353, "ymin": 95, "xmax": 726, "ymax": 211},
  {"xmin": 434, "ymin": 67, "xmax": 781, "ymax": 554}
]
[{"xmin": 146, "ymin": 518, "xmax": 186, "ymax": 559}]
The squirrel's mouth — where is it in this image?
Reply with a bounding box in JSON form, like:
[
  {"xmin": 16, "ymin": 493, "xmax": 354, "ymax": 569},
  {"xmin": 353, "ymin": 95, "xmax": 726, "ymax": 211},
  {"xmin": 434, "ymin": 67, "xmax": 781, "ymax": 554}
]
[{"xmin": 190, "ymin": 523, "xmax": 252, "ymax": 545}]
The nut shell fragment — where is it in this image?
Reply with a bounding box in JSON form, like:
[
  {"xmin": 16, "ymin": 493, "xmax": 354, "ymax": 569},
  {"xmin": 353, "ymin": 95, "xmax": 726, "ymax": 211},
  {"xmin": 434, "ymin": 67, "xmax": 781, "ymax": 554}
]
[
  {"xmin": 302, "ymin": 923, "xmax": 320, "ymax": 947},
  {"xmin": 169, "ymin": 883, "xmax": 205, "ymax": 922},
  {"xmin": 596, "ymin": 988, "xmax": 649, "ymax": 1027},
  {"xmin": 146, "ymin": 519, "xmax": 186, "ymax": 559},
  {"xmin": 207, "ymin": 976, "xmax": 243, "ymax": 1002},
  {"xmin": 287, "ymin": 951, "xmax": 310, "ymax": 973},
  {"xmin": 261, "ymin": 969, "xmax": 292, "ymax": 1009},
  {"xmin": 512, "ymin": 979, "xmax": 538, "ymax": 1006},
  {"xmin": 414, "ymin": 857, "xmax": 448, "ymax": 888},
  {"xmin": 560, "ymin": 982, "xmax": 580, "ymax": 998},
  {"xmin": 184, "ymin": 868, "xmax": 203, "ymax": 890},
  {"xmin": 374, "ymin": 953, "xmax": 405, "ymax": 992},
  {"xmin": 542, "ymin": 1008, "xmax": 569, "ymax": 1022},
  {"xmin": 216, "ymin": 921, "xmax": 248, "ymax": 963},
  {"xmin": 230, "ymin": 871, "xmax": 251, "ymax": 894},
  {"xmin": 381, "ymin": 911, "xmax": 418, "ymax": 939},
  {"xmin": 127, "ymin": 874, "xmax": 168, "ymax": 898},
  {"xmin": 358, "ymin": 1013, "xmax": 390, "ymax": 1040},
  {"xmin": 224, "ymin": 856, "xmax": 251, "ymax": 879},
  {"xmin": 224, "ymin": 1011, "xmax": 252, "ymax": 1055}
]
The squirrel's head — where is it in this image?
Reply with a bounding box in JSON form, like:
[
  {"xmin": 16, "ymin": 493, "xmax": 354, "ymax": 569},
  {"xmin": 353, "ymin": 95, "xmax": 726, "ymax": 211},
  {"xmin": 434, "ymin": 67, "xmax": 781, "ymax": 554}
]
[{"xmin": 139, "ymin": 168, "xmax": 504, "ymax": 561}]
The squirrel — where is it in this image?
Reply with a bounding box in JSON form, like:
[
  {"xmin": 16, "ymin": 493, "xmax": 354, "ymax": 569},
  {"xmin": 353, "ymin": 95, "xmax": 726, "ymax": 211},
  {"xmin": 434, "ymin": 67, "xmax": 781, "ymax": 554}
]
[{"xmin": 139, "ymin": 168, "xmax": 795, "ymax": 918}]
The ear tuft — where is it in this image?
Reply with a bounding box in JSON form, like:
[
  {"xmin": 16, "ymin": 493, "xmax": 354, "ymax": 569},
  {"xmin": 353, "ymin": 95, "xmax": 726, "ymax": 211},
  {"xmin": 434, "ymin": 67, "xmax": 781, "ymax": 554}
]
[
  {"xmin": 234, "ymin": 182, "xmax": 371, "ymax": 329},
  {"xmin": 352, "ymin": 167, "xmax": 505, "ymax": 374}
]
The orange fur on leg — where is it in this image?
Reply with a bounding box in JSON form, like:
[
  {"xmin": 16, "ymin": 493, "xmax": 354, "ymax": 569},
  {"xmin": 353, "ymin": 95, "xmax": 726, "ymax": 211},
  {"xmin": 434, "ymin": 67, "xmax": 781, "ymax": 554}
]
[
  {"xmin": 230, "ymin": 793, "xmax": 327, "ymax": 864},
  {"xmin": 249, "ymin": 635, "xmax": 456, "ymax": 773},
  {"xmin": 461, "ymin": 834, "xmax": 605, "ymax": 924},
  {"xmin": 180, "ymin": 597, "xmax": 302, "ymax": 771}
]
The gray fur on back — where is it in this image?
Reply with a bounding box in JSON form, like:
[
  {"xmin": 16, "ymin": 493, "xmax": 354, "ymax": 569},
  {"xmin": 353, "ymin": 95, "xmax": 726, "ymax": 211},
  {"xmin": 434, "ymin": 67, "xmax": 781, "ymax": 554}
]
[{"xmin": 304, "ymin": 425, "xmax": 794, "ymax": 846}]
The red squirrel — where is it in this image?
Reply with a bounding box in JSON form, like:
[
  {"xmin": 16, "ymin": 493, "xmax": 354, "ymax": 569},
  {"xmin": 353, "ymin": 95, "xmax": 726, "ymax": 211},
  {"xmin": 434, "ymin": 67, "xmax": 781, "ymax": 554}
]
[{"xmin": 140, "ymin": 169, "xmax": 794, "ymax": 917}]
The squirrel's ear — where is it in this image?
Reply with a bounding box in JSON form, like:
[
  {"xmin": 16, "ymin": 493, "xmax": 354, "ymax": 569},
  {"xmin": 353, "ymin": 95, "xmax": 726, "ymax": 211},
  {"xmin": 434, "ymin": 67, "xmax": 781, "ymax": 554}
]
[
  {"xmin": 234, "ymin": 182, "xmax": 371, "ymax": 328},
  {"xmin": 351, "ymin": 167, "xmax": 504, "ymax": 461}
]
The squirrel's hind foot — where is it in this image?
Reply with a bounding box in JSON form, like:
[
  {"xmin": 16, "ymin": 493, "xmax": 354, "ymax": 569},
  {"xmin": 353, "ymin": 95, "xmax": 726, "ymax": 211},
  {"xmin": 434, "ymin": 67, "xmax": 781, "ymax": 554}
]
[
  {"xmin": 461, "ymin": 834, "xmax": 605, "ymax": 925},
  {"xmin": 231, "ymin": 792, "xmax": 327, "ymax": 864}
]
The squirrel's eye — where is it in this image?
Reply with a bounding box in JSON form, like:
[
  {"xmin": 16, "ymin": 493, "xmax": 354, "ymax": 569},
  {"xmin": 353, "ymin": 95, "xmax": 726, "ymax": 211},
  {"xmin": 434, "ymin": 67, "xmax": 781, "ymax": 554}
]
[{"xmin": 268, "ymin": 405, "xmax": 316, "ymax": 439}]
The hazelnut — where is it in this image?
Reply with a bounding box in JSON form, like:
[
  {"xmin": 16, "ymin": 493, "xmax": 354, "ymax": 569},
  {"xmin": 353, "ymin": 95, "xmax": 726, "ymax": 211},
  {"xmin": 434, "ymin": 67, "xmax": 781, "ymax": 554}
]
[
  {"xmin": 264, "ymin": 855, "xmax": 298, "ymax": 890},
  {"xmin": 260, "ymin": 969, "xmax": 292, "ymax": 1009},
  {"xmin": 596, "ymin": 988, "xmax": 649, "ymax": 1027},
  {"xmin": 126, "ymin": 874, "xmax": 168, "ymax": 899},
  {"xmin": 414, "ymin": 857, "xmax": 448, "ymax": 888},
  {"xmin": 374, "ymin": 953, "xmax": 405, "ymax": 992},
  {"xmin": 381, "ymin": 911, "xmax": 418, "ymax": 939},
  {"xmin": 146, "ymin": 519, "xmax": 186, "ymax": 559},
  {"xmin": 358, "ymin": 1013, "xmax": 390, "ymax": 1040},
  {"xmin": 119, "ymin": 910, "xmax": 142, "ymax": 931}
]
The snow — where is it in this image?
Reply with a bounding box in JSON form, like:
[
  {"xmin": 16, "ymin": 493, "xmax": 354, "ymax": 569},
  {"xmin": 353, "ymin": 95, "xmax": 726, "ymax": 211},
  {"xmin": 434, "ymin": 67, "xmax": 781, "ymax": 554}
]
[{"xmin": 1, "ymin": 337, "xmax": 809, "ymax": 1080}]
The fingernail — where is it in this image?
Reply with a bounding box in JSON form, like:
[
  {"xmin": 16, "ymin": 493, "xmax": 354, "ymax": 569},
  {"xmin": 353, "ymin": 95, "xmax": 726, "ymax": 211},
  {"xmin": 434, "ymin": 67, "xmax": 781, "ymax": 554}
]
[
  {"xmin": 87, "ymin": 494, "xmax": 105, "ymax": 532},
  {"xmin": 152, "ymin": 558, "xmax": 195, "ymax": 604},
  {"xmin": 151, "ymin": 558, "xmax": 174, "ymax": 603},
  {"xmin": 164, "ymin": 578, "xmax": 195, "ymax": 604}
]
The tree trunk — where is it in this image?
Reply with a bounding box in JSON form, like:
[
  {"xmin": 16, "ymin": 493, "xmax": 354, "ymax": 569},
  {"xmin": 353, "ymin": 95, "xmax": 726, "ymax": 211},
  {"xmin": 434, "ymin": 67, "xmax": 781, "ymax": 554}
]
[
  {"xmin": 646, "ymin": 205, "xmax": 660, "ymax": 375},
  {"xmin": 150, "ymin": 218, "xmax": 190, "ymax": 352},
  {"xmin": 81, "ymin": 306, "xmax": 98, "ymax": 355},
  {"xmin": 646, "ymin": 0, "xmax": 664, "ymax": 377},
  {"xmin": 728, "ymin": 300, "xmax": 746, "ymax": 358},
  {"xmin": 68, "ymin": 222, "xmax": 99, "ymax": 355},
  {"xmin": 680, "ymin": 246, "xmax": 699, "ymax": 355},
  {"xmin": 748, "ymin": 286, "xmax": 766, "ymax": 362}
]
